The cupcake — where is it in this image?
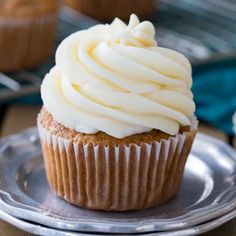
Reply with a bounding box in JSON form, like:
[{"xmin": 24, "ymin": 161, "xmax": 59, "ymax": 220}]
[
  {"xmin": 0, "ymin": 0, "xmax": 59, "ymax": 72},
  {"xmin": 37, "ymin": 14, "xmax": 198, "ymax": 211},
  {"xmin": 64, "ymin": 0, "xmax": 155, "ymax": 21}
]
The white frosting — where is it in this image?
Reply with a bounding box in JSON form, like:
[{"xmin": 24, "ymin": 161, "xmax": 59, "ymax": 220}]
[{"xmin": 41, "ymin": 14, "xmax": 195, "ymax": 139}]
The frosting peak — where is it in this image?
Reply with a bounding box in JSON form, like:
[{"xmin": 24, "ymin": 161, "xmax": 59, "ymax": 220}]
[
  {"xmin": 106, "ymin": 14, "xmax": 156, "ymax": 47},
  {"xmin": 41, "ymin": 14, "xmax": 195, "ymax": 138}
]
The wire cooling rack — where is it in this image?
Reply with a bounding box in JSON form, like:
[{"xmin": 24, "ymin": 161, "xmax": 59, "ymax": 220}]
[{"xmin": 0, "ymin": 0, "xmax": 236, "ymax": 103}]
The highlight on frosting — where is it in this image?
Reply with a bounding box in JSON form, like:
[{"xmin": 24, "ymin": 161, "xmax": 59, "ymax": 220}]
[{"xmin": 41, "ymin": 14, "xmax": 195, "ymax": 138}]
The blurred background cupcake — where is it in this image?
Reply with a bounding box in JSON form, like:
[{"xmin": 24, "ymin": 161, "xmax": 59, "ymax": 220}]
[
  {"xmin": 0, "ymin": 0, "xmax": 59, "ymax": 72},
  {"xmin": 64, "ymin": 0, "xmax": 155, "ymax": 21}
]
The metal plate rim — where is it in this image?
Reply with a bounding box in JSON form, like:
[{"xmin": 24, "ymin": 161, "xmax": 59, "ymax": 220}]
[{"xmin": 1, "ymin": 207, "xmax": 236, "ymax": 236}]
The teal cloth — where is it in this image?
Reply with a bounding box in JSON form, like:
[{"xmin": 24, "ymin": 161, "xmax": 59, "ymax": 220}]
[{"xmin": 192, "ymin": 60, "xmax": 236, "ymax": 135}]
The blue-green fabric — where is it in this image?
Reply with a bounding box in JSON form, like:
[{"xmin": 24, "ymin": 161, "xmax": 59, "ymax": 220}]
[{"xmin": 192, "ymin": 60, "xmax": 236, "ymax": 135}]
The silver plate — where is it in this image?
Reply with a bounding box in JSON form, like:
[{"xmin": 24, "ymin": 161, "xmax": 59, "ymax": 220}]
[
  {"xmin": 1, "ymin": 208, "xmax": 236, "ymax": 236},
  {"xmin": 0, "ymin": 128, "xmax": 236, "ymax": 234}
]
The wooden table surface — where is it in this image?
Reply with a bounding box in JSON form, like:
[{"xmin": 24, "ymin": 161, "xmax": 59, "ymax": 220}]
[{"xmin": 0, "ymin": 105, "xmax": 235, "ymax": 236}]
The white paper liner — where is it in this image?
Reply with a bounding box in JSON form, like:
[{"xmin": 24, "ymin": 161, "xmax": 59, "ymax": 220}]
[
  {"xmin": 38, "ymin": 117, "xmax": 198, "ymax": 211},
  {"xmin": 0, "ymin": 13, "xmax": 58, "ymax": 72}
]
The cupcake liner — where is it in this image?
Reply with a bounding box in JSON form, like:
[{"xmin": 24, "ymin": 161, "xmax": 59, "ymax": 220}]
[
  {"xmin": 0, "ymin": 13, "xmax": 58, "ymax": 72},
  {"xmin": 38, "ymin": 118, "xmax": 197, "ymax": 211}
]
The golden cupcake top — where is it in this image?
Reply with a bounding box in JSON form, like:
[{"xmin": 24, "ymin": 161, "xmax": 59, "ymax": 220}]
[
  {"xmin": 38, "ymin": 108, "xmax": 191, "ymax": 145},
  {"xmin": 0, "ymin": 0, "xmax": 59, "ymax": 18}
]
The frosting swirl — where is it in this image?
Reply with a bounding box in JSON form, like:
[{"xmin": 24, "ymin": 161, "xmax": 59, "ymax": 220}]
[{"xmin": 41, "ymin": 14, "xmax": 195, "ymax": 138}]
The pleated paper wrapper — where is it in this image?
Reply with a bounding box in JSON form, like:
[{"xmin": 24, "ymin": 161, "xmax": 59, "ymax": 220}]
[
  {"xmin": 0, "ymin": 13, "xmax": 57, "ymax": 72},
  {"xmin": 38, "ymin": 118, "xmax": 197, "ymax": 211}
]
